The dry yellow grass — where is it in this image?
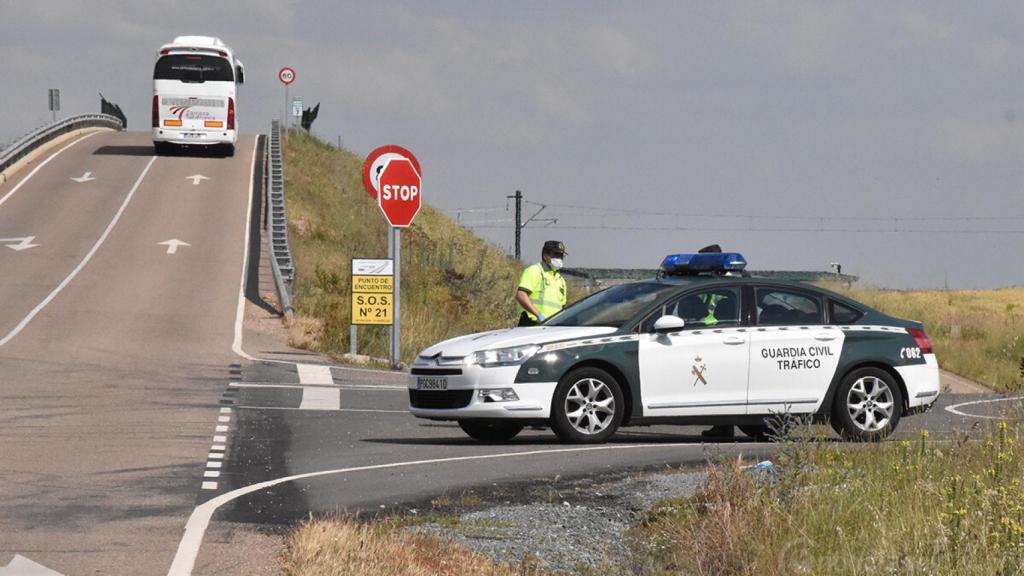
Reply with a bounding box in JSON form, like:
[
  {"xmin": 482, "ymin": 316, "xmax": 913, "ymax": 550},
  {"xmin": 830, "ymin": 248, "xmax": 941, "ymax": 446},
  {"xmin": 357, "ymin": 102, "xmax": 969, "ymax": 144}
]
[
  {"xmin": 819, "ymin": 282, "xmax": 1024, "ymax": 392},
  {"xmin": 282, "ymin": 516, "xmax": 545, "ymax": 576}
]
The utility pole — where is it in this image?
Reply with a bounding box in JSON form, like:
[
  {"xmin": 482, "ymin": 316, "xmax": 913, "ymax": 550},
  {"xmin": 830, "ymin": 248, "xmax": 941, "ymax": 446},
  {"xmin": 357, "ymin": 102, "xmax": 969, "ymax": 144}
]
[{"xmin": 507, "ymin": 190, "xmax": 522, "ymax": 261}]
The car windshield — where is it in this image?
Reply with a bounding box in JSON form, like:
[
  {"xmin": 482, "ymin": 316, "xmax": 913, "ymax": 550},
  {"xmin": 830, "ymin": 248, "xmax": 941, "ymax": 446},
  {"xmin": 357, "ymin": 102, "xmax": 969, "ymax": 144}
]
[
  {"xmin": 154, "ymin": 54, "xmax": 234, "ymax": 83},
  {"xmin": 545, "ymin": 282, "xmax": 677, "ymax": 328}
]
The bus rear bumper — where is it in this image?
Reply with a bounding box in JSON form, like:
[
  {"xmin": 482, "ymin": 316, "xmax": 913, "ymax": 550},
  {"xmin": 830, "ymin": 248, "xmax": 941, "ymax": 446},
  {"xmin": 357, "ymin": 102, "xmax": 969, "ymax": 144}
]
[{"xmin": 152, "ymin": 128, "xmax": 237, "ymax": 147}]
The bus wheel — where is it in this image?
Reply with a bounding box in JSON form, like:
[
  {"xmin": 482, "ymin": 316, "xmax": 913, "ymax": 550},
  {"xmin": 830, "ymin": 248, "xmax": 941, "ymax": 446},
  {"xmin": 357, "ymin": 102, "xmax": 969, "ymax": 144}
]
[{"xmin": 222, "ymin": 144, "xmax": 235, "ymax": 158}]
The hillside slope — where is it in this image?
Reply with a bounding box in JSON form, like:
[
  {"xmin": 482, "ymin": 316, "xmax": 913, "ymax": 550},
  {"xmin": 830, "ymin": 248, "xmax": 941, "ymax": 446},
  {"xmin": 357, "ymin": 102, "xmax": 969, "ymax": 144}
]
[{"xmin": 282, "ymin": 131, "xmax": 521, "ymax": 363}]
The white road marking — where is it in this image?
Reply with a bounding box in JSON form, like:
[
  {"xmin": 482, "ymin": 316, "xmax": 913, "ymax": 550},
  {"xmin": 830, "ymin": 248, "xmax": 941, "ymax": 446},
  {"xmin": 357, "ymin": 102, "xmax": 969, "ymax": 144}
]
[
  {"xmin": 185, "ymin": 174, "xmax": 210, "ymax": 185},
  {"xmin": 0, "ymin": 236, "xmax": 40, "ymax": 251},
  {"xmin": 217, "ymin": 416, "xmax": 230, "ymax": 423},
  {"xmin": 70, "ymin": 171, "xmax": 95, "ymax": 183},
  {"xmin": 215, "ymin": 425, "xmax": 228, "ymax": 432},
  {"xmin": 158, "ymin": 239, "xmax": 191, "ymax": 255},
  {"xmin": 207, "ymin": 453, "xmax": 223, "ymax": 460},
  {"xmin": 201, "ymin": 482, "xmax": 217, "ymax": 490},
  {"xmin": 0, "ymin": 156, "xmax": 157, "ymax": 348},
  {"xmin": 297, "ymin": 364, "xmax": 334, "ymax": 385},
  {"xmin": 210, "ymin": 445, "xmax": 225, "ymax": 452},
  {"xmin": 168, "ymin": 441, "xmax": 755, "ymax": 576},
  {"xmin": 299, "ymin": 386, "xmax": 340, "ymax": 410},
  {"xmin": 203, "ymin": 471, "xmax": 220, "ymax": 478},
  {"xmin": 0, "ymin": 554, "xmax": 64, "ymax": 575},
  {"xmin": 231, "ymin": 137, "xmax": 259, "ymax": 362},
  {"xmin": 945, "ymin": 395, "xmax": 1024, "ymax": 419},
  {"xmin": 0, "ymin": 131, "xmax": 99, "ymax": 209},
  {"xmin": 219, "ymin": 407, "xmax": 231, "ymax": 414},
  {"xmin": 213, "ymin": 435, "xmax": 226, "ymax": 443},
  {"xmin": 206, "ymin": 461, "xmax": 221, "ymax": 469}
]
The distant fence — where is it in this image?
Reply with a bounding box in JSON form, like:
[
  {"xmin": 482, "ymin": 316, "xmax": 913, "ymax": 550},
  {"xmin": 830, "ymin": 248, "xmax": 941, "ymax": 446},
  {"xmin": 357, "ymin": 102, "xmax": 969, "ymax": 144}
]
[
  {"xmin": 266, "ymin": 120, "xmax": 295, "ymax": 316},
  {"xmin": 0, "ymin": 114, "xmax": 124, "ymax": 178}
]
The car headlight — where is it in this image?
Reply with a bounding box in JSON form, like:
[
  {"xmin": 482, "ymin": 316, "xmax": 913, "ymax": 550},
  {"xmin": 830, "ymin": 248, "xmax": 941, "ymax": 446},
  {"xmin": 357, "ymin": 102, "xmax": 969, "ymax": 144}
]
[{"xmin": 466, "ymin": 344, "xmax": 540, "ymax": 367}]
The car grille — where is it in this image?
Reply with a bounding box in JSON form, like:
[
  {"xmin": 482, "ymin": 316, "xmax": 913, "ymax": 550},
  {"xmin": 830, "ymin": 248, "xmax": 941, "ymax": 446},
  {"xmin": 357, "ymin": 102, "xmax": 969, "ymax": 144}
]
[
  {"xmin": 411, "ymin": 368, "xmax": 462, "ymax": 376},
  {"xmin": 409, "ymin": 389, "xmax": 473, "ymax": 409}
]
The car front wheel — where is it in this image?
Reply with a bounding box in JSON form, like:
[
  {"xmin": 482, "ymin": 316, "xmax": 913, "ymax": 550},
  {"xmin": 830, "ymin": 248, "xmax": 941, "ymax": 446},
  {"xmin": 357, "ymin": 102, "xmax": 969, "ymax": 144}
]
[
  {"xmin": 551, "ymin": 367, "xmax": 624, "ymax": 443},
  {"xmin": 831, "ymin": 367, "xmax": 903, "ymax": 442}
]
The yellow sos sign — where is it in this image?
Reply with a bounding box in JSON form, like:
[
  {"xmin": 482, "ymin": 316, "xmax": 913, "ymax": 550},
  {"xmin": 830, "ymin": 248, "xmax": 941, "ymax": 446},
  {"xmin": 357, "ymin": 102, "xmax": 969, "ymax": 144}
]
[{"xmin": 351, "ymin": 270, "xmax": 394, "ymax": 325}]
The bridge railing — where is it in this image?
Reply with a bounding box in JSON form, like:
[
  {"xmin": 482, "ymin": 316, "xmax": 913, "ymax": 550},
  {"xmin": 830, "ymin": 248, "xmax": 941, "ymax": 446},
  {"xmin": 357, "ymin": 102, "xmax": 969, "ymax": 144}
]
[
  {"xmin": 0, "ymin": 114, "xmax": 124, "ymax": 178},
  {"xmin": 267, "ymin": 120, "xmax": 295, "ymax": 316}
]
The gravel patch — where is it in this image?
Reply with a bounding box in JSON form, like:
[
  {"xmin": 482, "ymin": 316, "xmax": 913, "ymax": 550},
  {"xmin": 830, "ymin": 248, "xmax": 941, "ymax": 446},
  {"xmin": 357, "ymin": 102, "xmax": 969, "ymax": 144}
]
[{"xmin": 409, "ymin": 468, "xmax": 706, "ymax": 575}]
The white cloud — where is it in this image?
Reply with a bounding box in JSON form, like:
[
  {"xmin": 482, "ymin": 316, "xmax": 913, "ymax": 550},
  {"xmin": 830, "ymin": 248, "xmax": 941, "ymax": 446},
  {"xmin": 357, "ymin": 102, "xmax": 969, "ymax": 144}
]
[
  {"xmin": 729, "ymin": 1, "xmax": 852, "ymax": 73},
  {"xmin": 935, "ymin": 114, "xmax": 1024, "ymax": 164}
]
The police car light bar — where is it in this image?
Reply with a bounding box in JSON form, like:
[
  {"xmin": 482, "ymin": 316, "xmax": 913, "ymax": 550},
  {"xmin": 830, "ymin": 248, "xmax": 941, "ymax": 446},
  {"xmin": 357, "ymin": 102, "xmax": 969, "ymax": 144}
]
[{"xmin": 660, "ymin": 252, "xmax": 748, "ymax": 276}]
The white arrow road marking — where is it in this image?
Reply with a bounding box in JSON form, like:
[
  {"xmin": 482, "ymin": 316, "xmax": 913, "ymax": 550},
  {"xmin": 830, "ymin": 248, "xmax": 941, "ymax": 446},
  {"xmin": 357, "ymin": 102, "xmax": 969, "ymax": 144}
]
[
  {"xmin": 0, "ymin": 156, "xmax": 157, "ymax": 348},
  {"xmin": 0, "ymin": 554, "xmax": 65, "ymax": 575},
  {"xmin": 0, "ymin": 236, "xmax": 40, "ymax": 251},
  {"xmin": 70, "ymin": 171, "xmax": 95, "ymax": 183},
  {"xmin": 185, "ymin": 174, "xmax": 210, "ymax": 186},
  {"xmin": 158, "ymin": 239, "xmax": 191, "ymax": 255},
  {"xmin": 0, "ymin": 131, "xmax": 99, "ymax": 209}
]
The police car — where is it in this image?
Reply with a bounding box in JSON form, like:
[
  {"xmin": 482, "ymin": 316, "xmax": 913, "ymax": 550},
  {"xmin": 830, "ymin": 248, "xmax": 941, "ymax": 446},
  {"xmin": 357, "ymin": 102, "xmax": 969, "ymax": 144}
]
[{"xmin": 409, "ymin": 252, "xmax": 940, "ymax": 443}]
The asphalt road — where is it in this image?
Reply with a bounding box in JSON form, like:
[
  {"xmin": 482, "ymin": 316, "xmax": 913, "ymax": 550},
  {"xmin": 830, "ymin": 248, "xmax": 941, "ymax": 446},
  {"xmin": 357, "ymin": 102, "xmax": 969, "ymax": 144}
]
[
  {"xmin": 0, "ymin": 131, "xmax": 257, "ymax": 575},
  {"xmin": 1, "ymin": 129, "xmax": 1019, "ymax": 576}
]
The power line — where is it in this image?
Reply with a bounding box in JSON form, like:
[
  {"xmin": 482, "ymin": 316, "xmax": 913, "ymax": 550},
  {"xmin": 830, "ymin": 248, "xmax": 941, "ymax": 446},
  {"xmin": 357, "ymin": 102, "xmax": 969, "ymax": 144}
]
[{"xmin": 458, "ymin": 222, "xmax": 1024, "ymax": 234}]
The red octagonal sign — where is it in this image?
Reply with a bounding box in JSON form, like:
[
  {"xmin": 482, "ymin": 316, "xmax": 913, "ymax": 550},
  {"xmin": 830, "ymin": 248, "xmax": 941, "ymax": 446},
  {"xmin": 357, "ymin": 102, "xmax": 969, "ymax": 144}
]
[{"xmin": 377, "ymin": 158, "xmax": 422, "ymax": 227}]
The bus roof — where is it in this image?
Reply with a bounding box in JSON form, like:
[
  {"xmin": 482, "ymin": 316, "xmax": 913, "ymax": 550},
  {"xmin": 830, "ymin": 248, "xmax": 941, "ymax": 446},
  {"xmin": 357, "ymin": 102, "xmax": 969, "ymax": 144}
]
[{"xmin": 159, "ymin": 36, "xmax": 235, "ymax": 58}]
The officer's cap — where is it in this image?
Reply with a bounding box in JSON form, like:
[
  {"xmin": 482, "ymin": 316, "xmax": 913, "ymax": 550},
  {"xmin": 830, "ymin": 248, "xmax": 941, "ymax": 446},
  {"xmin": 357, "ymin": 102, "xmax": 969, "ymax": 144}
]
[{"xmin": 542, "ymin": 240, "xmax": 567, "ymax": 256}]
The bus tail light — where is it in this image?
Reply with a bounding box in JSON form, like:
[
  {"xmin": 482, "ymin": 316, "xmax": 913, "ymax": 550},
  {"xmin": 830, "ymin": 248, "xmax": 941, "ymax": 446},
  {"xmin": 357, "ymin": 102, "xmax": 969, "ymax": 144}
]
[
  {"xmin": 152, "ymin": 95, "xmax": 158, "ymax": 128},
  {"xmin": 204, "ymin": 120, "xmax": 223, "ymax": 128},
  {"xmin": 227, "ymin": 98, "xmax": 235, "ymax": 130},
  {"xmin": 907, "ymin": 328, "xmax": 933, "ymax": 355}
]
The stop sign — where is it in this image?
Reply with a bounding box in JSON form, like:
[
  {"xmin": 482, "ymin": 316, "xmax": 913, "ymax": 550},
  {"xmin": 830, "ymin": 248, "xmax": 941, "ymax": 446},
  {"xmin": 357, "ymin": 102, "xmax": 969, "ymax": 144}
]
[{"xmin": 377, "ymin": 158, "xmax": 422, "ymax": 227}]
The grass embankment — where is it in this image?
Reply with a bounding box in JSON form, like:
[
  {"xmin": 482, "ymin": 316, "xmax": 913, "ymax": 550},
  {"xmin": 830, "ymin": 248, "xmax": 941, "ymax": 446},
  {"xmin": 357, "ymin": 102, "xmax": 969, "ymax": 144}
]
[
  {"xmin": 634, "ymin": 422, "xmax": 1024, "ymax": 576},
  {"xmin": 282, "ymin": 516, "xmax": 545, "ymax": 576},
  {"xmin": 283, "ymin": 131, "xmax": 523, "ymax": 363},
  {"xmin": 821, "ymin": 283, "xmax": 1024, "ymax": 392}
]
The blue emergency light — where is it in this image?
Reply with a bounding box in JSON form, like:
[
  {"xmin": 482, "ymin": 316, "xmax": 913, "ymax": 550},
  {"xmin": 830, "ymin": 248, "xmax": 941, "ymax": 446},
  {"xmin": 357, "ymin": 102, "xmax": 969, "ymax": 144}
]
[{"xmin": 659, "ymin": 252, "xmax": 747, "ymax": 276}]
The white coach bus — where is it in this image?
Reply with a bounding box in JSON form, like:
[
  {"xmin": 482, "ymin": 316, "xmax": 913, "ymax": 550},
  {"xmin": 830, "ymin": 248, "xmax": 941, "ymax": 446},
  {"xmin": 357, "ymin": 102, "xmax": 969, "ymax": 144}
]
[{"xmin": 152, "ymin": 36, "xmax": 244, "ymax": 156}]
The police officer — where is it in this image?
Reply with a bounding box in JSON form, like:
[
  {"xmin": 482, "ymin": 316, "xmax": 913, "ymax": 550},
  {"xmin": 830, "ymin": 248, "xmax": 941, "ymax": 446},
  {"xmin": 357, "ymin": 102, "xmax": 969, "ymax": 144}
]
[{"xmin": 516, "ymin": 241, "xmax": 568, "ymax": 327}]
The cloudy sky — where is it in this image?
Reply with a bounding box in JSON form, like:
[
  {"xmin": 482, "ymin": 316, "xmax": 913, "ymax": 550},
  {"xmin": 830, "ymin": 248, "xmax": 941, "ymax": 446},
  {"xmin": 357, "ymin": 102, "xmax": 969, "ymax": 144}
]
[{"xmin": 2, "ymin": 1, "xmax": 1022, "ymax": 288}]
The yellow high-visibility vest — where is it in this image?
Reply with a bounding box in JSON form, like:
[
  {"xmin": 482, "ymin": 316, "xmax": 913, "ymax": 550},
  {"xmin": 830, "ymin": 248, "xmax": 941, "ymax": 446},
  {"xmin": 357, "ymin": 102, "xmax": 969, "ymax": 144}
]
[{"xmin": 518, "ymin": 263, "xmax": 567, "ymax": 321}]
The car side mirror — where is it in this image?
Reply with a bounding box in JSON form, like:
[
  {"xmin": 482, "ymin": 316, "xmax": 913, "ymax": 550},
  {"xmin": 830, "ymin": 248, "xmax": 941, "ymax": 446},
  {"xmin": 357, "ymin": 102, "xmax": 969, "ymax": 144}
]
[
  {"xmin": 653, "ymin": 315, "xmax": 685, "ymax": 334},
  {"xmin": 236, "ymin": 62, "xmax": 245, "ymax": 85}
]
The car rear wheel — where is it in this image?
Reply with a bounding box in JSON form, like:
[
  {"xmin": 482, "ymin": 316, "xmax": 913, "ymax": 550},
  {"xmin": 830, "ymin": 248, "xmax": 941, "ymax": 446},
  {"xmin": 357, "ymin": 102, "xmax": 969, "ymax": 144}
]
[
  {"xmin": 550, "ymin": 367, "xmax": 624, "ymax": 444},
  {"xmin": 458, "ymin": 421, "xmax": 524, "ymax": 443},
  {"xmin": 831, "ymin": 367, "xmax": 903, "ymax": 442}
]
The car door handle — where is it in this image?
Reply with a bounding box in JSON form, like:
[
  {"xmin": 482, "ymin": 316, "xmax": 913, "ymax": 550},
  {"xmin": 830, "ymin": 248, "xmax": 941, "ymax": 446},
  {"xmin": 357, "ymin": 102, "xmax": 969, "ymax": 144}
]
[
  {"xmin": 814, "ymin": 333, "xmax": 838, "ymax": 341},
  {"xmin": 723, "ymin": 336, "xmax": 746, "ymax": 345}
]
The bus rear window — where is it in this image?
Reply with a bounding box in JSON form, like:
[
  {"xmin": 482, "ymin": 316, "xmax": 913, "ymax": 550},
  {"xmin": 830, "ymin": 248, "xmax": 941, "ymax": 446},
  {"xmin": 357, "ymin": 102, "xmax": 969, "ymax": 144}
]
[{"xmin": 154, "ymin": 55, "xmax": 234, "ymax": 83}]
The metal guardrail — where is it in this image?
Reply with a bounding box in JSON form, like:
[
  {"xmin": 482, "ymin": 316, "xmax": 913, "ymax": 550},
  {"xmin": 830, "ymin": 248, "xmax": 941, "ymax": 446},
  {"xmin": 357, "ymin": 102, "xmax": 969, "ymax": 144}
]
[
  {"xmin": 267, "ymin": 120, "xmax": 295, "ymax": 316},
  {"xmin": 0, "ymin": 114, "xmax": 124, "ymax": 177}
]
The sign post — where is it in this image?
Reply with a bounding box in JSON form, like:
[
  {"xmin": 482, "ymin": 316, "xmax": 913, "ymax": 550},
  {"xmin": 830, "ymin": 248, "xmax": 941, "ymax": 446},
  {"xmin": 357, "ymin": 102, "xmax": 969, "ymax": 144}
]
[
  {"xmin": 48, "ymin": 89, "xmax": 60, "ymax": 123},
  {"xmin": 362, "ymin": 145, "xmax": 422, "ymax": 368},
  {"xmin": 278, "ymin": 67, "xmax": 295, "ymax": 132}
]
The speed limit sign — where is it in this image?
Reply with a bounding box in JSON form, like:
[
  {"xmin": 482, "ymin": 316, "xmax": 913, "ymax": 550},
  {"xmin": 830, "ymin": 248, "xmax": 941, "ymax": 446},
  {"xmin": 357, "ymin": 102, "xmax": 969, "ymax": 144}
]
[{"xmin": 278, "ymin": 67, "xmax": 296, "ymax": 85}]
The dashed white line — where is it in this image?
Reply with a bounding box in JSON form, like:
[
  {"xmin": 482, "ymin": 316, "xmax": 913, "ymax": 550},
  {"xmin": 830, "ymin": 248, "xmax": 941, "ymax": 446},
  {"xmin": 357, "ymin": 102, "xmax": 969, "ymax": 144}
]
[
  {"xmin": 215, "ymin": 425, "xmax": 228, "ymax": 432},
  {"xmin": 219, "ymin": 407, "xmax": 232, "ymax": 414},
  {"xmin": 299, "ymin": 386, "xmax": 340, "ymax": 410},
  {"xmin": 207, "ymin": 453, "xmax": 223, "ymax": 460},
  {"xmin": 210, "ymin": 445, "xmax": 225, "ymax": 452},
  {"xmin": 201, "ymin": 482, "xmax": 217, "ymax": 491},
  {"xmin": 297, "ymin": 364, "xmax": 334, "ymax": 385},
  {"xmin": 203, "ymin": 471, "xmax": 220, "ymax": 478},
  {"xmin": 213, "ymin": 436, "xmax": 226, "ymax": 443},
  {"xmin": 206, "ymin": 461, "xmax": 222, "ymax": 469},
  {"xmin": 217, "ymin": 416, "xmax": 230, "ymax": 423}
]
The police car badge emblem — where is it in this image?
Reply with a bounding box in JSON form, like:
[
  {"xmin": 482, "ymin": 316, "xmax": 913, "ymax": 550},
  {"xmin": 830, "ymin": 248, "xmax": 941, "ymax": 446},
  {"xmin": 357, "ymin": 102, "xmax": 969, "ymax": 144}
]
[{"xmin": 692, "ymin": 356, "xmax": 707, "ymax": 386}]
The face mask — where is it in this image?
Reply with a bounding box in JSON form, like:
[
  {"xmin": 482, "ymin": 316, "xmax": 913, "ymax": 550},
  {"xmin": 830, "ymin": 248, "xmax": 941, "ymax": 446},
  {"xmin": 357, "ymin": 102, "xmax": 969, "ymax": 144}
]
[{"xmin": 549, "ymin": 258, "xmax": 564, "ymax": 270}]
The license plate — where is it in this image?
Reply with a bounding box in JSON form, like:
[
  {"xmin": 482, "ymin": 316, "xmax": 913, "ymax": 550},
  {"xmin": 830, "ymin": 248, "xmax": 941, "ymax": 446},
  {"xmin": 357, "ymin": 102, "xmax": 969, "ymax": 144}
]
[
  {"xmin": 416, "ymin": 376, "xmax": 447, "ymax": 390},
  {"xmin": 182, "ymin": 132, "xmax": 203, "ymax": 139}
]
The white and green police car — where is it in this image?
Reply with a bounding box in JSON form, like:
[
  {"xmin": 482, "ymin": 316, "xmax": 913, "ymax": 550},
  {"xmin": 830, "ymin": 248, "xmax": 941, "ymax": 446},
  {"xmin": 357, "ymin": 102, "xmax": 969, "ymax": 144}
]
[{"xmin": 409, "ymin": 252, "xmax": 939, "ymax": 443}]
